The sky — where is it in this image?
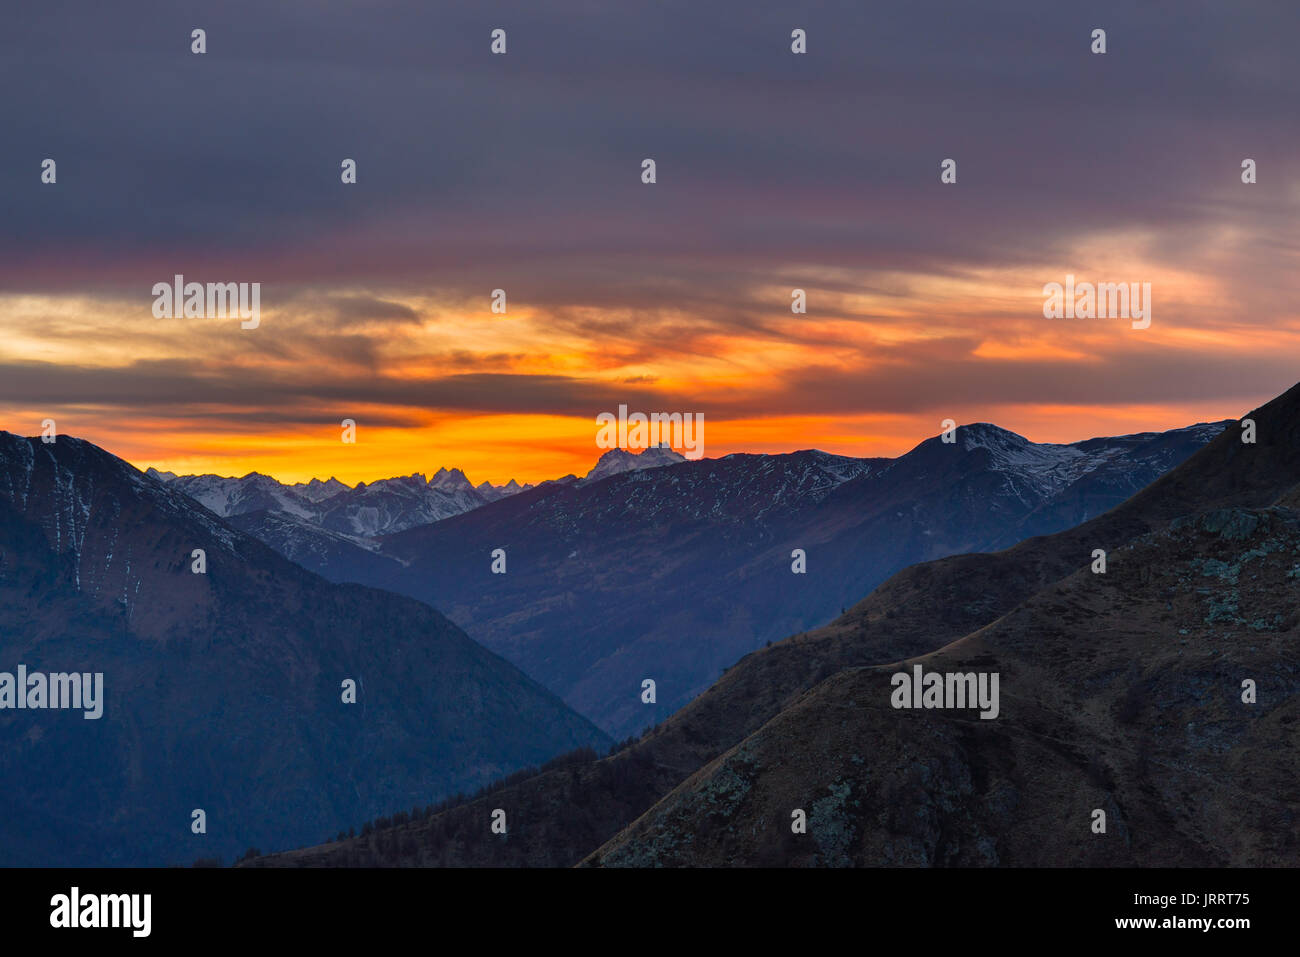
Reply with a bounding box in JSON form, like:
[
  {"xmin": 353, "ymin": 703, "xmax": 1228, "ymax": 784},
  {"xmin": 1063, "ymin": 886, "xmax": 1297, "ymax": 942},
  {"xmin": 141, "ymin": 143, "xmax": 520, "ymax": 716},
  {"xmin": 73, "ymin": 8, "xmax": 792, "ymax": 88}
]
[{"xmin": 2, "ymin": 0, "xmax": 1297, "ymax": 485}]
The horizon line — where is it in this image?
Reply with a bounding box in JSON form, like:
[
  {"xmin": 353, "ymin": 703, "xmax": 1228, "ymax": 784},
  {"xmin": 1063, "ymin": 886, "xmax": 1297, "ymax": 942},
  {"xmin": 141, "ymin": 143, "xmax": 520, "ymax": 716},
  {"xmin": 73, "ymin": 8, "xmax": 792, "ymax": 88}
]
[{"xmin": 2, "ymin": 410, "xmax": 1239, "ymax": 490}]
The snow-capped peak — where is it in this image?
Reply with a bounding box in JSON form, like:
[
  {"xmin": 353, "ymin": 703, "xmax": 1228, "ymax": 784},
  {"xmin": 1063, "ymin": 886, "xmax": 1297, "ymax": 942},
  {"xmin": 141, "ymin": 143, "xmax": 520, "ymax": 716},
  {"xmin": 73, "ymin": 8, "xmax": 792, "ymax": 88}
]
[
  {"xmin": 430, "ymin": 467, "xmax": 474, "ymax": 493},
  {"xmin": 957, "ymin": 423, "xmax": 1034, "ymax": 454},
  {"xmin": 583, "ymin": 444, "xmax": 687, "ymax": 484},
  {"xmin": 952, "ymin": 422, "xmax": 1090, "ymax": 478}
]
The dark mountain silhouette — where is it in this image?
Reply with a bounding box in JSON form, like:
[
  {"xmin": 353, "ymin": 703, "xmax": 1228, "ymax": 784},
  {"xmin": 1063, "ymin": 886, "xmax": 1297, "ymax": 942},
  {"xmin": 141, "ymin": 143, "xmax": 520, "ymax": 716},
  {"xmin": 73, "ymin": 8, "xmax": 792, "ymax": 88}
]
[
  {"xmin": 0, "ymin": 431, "xmax": 609, "ymax": 866},
  {"xmin": 246, "ymin": 387, "xmax": 1292, "ymax": 867}
]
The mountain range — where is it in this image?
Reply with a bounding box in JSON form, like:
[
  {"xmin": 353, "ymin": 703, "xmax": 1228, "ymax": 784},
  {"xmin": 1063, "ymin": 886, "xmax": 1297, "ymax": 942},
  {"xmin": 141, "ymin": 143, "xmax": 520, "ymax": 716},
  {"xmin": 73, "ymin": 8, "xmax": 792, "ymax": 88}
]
[
  {"xmin": 246, "ymin": 383, "xmax": 1299, "ymax": 868},
  {"xmin": 0, "ymin": 405, "xmax": 1253, "ymax": 866},
  {"xmin": 278, "ymin": 420, "xmax": 1226, "ymax": 737}
]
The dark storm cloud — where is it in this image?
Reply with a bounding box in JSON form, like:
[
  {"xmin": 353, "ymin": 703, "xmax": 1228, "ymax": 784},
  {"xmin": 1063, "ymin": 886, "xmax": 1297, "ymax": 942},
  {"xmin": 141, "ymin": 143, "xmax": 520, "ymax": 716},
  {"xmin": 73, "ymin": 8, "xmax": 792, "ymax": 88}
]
[{"xmin": 0, "ymin": 359, "xmax": 674, "ymax": 419}]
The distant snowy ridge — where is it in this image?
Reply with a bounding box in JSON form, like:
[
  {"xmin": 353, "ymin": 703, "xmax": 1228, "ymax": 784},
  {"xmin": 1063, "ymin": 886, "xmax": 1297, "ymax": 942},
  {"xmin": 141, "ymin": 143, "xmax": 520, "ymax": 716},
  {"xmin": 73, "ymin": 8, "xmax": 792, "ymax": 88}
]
[
  {"xmin": 146, "ymin": 466, "xmax": 534, "ymax": 537},
  {"xmin": 146, "ymin": 445, "xmax": 704, "ymax": 539}
]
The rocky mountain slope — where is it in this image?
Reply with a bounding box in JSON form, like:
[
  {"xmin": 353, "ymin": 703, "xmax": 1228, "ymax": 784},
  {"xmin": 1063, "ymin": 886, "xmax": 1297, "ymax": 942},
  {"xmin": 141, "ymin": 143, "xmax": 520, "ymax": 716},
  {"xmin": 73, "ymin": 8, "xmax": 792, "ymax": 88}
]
[{"xmin": 590, "ymin": 503, "xmax": 1300, "ymax": 866}]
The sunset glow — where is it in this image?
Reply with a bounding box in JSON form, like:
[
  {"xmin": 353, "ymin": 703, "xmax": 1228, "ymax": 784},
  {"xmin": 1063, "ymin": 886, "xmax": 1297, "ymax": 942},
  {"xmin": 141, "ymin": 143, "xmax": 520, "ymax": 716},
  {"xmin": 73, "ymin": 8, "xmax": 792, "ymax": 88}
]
[{"xmin": 3, "ymin": 3, "xmax": 1296, "ymax": 485}]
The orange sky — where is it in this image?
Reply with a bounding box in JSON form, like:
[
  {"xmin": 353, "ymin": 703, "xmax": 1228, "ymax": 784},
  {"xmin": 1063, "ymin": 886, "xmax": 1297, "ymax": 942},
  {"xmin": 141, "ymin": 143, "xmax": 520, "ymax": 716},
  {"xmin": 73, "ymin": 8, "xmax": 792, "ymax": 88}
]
[
  {"xmin": 120, "ymin": 401, "xmax": 1250, "ymax": 486},
  {"xmin": 2, "ymin": 263, "xmax": 1291, "ymax": 485}
]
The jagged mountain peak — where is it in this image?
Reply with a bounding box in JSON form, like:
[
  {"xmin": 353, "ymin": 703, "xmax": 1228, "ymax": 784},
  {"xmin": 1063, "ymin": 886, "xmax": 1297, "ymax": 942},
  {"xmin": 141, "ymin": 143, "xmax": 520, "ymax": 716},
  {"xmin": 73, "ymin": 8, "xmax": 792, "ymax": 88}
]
[{"xmin": 430, "ymin": 467, "xmax": 473, "ymax": 491}]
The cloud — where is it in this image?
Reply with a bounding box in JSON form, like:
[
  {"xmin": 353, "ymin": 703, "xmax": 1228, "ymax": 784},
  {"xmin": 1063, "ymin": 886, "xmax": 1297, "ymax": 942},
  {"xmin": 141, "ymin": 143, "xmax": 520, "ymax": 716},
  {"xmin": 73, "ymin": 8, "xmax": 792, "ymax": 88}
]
[{"xmin": 320, "ymin": 296, "xmax": 422, "ymax": 324}]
